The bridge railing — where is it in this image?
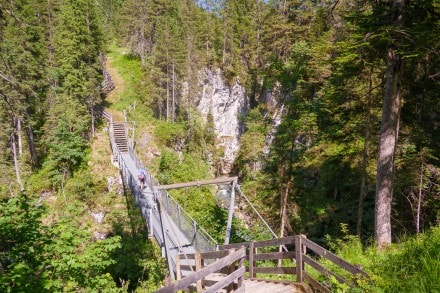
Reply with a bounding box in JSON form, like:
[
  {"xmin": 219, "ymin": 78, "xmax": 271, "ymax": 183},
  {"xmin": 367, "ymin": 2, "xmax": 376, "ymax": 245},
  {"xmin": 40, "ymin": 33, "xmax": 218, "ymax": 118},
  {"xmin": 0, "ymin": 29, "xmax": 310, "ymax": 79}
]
[
  {"xmin": 127, "ymin": 136, "xmax": 218, "ymax": 254},
  {"xmin": 220, "ymin": 235, "xmax": 369, "ymax": 292},
  {"xmin": 106, "ymin": 111, "xmax": 218, "ymax": 279},
  {"xmin": 157, "ymin": 247, "xmax": 246, "ymax": 293},
  {"xmin": 157, "ymin": 189, "xmax": 218, "ymax": 253}
]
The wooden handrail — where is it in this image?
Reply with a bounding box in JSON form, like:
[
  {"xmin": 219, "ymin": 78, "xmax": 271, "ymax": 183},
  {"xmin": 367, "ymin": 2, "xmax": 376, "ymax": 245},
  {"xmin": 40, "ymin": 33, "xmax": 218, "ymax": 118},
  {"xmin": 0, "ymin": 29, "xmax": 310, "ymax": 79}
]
[
  {"xmin": 219, "ymin": 235, "xmax": 369, "ymax": 291},
  {"xmin": 156, "ymin": 248, "xmax": 246, "ymax": 293}
]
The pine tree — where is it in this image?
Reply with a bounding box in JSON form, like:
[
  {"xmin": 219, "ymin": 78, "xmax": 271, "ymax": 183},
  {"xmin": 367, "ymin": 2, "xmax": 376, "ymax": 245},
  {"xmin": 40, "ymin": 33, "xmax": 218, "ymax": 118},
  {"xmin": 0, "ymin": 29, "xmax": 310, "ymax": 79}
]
[{"xmin": 0, "ymin": 0, "xmax": 47, "ymax": 193}]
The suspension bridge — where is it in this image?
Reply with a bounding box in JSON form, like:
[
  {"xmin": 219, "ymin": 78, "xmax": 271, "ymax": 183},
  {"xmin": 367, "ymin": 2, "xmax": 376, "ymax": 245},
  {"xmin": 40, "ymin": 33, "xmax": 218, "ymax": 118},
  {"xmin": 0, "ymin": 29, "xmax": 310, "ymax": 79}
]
[{"xmin": 104, "ymin": 113, "xmax": 369, "ymax": 293}]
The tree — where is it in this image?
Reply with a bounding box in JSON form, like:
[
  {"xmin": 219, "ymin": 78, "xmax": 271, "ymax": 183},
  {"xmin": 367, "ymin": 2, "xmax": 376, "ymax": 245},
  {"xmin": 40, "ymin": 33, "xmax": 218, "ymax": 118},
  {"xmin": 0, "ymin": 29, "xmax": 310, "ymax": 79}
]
[
  {"xmin": 0, "ymin": 0, "xmax": 47, "ymax": 193},
  {"xmin": 0, "ymin": 193, "xmax": 121, "ymax": 291}
]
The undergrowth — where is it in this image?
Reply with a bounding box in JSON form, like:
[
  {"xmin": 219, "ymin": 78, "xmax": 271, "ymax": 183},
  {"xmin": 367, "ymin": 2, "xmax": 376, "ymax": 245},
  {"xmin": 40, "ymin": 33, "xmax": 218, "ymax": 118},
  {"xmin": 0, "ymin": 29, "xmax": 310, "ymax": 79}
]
[{"xmin": 323, "ymin": 224, "xmax": 440, "ymax": 292}]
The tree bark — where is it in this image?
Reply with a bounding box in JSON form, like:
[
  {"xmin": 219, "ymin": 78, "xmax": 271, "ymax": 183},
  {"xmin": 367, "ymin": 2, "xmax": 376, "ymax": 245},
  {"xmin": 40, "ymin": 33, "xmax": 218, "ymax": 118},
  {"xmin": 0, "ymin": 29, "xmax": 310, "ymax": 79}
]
[
  {"xmin": 375, "ymin": 49, "xmax": 402, "ymax": 248},
  {"xmin": 375, "ymin": 0, "xmax": 405, "ymax": 248},
  {"xmin": 16, "ymin": 117, "xmax": 22, "ymax": 155},
  {"xmin": 11, "ymin": 132, "xmax": 24, "ymax": 191},
  {"xmin": 416, "ymin": 163, "xmax": 424, "ymax": 234}
]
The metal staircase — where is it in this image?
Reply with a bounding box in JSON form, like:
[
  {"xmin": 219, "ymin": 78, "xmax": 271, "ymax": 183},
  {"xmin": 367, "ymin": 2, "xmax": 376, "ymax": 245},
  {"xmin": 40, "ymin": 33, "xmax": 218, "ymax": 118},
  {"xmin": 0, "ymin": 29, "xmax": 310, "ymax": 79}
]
[{"xmin": 111, "ymin": 122, "xmax": 129, "ymax": 154}]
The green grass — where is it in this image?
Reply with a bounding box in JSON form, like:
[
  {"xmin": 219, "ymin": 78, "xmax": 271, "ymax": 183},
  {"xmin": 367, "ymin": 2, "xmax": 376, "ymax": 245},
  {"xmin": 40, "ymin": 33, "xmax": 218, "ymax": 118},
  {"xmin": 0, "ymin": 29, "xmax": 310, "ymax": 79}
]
[
  {"xmin": 106, "ymin": 41, "xmax": 144, "ymax": 111},
  {"xmin": 319, "ymin": 225, "xmax": 440, "ymax": 292}
]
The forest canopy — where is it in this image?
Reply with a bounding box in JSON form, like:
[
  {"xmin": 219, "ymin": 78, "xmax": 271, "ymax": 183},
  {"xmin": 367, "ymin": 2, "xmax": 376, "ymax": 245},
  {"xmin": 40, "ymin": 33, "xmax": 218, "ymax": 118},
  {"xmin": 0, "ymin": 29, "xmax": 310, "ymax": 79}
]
[{"xmin": 0, "ymin": 0, "xmax": 439, "ymax": 291}]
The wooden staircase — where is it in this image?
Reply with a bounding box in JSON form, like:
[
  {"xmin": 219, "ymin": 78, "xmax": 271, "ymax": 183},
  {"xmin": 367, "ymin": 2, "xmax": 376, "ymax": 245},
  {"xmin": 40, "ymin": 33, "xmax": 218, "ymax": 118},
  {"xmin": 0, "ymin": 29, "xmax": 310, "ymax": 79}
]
[{"xmin": 112, "ymin": 122, "xmax": 129, "ymax": 154}]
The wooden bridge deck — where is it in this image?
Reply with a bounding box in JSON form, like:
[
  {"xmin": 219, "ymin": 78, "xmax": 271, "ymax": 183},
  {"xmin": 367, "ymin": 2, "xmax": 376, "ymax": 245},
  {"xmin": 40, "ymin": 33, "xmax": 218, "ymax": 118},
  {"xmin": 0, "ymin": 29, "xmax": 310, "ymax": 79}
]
[{"xmin": 204, "ymin": 273, "xmax": 311, "ymax": 293}]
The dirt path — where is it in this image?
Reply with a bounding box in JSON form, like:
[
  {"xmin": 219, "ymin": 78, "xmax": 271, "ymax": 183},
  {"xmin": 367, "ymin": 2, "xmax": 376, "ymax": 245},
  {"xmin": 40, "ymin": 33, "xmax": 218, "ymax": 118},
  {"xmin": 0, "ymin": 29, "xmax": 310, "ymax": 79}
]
[{"xmin": 104, "ymin": 56, "xmax": 125, "ymax": 122}]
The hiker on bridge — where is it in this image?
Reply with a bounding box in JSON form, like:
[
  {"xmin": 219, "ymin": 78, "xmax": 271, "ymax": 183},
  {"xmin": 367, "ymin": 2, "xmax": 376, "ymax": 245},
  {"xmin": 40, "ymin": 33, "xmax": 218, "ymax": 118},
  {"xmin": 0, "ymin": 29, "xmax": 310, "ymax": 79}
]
[{"xmin": 138, "ymin": 167, "xmax": 146, "ymax": 189}]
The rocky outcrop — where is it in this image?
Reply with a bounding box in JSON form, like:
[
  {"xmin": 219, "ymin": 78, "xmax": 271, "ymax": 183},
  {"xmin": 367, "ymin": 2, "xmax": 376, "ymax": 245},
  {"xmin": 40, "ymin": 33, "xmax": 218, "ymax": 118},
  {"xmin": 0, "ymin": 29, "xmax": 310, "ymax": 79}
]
[
  {"xmin": 197, "ymin": 69, "xmax": 248, "ymax": 174},
  {"xmin": 195, "ymin": 69, "xmax": 287, "ymax": 174}
]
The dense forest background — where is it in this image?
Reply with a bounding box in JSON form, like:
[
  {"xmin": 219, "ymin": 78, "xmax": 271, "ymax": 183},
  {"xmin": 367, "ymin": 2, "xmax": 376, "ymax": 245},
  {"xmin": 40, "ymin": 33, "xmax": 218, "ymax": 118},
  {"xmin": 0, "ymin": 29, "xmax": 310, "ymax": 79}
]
[{"xmin": 1, "ymin": 0, "xmax": 439, "ymax": 291}]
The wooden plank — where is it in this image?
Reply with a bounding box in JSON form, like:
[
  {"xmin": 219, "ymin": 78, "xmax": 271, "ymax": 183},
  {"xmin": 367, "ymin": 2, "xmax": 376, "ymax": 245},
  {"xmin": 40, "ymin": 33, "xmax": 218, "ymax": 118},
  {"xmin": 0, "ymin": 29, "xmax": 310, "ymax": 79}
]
[
  {"xmin": 303, "ymin": 272, "xmax": 331, "ymax": 293},
  {"xmin": 219, "ymin": 242, "xmax": 251, "ymax": 250},
  {"xmin": 226, "ymin": 249, "xmax": 235, "ymax": 293},
  {"xmin": 155, "ymin": 177, "xmax": 237, "ymax": 190},
  {"xmin": 156, "ymin": 247, "xmax": 246, "ymax": 293},
  {"xmin": 195, "ymin": 253, "xmax": 203, "ymax": 292},
  {"xmin": 199, "ymin": 249, "xmax": 231, "ymax": 260},
  {"xmin": 253, "ymin": 236, "xmax": 296, "ymax": 248},
  {"xmin": 204, "ymin": 267, "xmax": 245, "ymax": 293},
  {"xmin": 249, "ymin": 241, "xmax": 255, "ymax": 278},
  {"xmin": 295, "ymin": 235, "xmax": 303, "ymax": 282},
  {"xmin": 176, "ymin": 255, "xmax": 182, "ymax": 281},
  {"xmin": 254, "ymin": 251, "xmax": 296, "ymax": 261},
  {"xmin": 237, "ymin": 250, "xmax": 244, "ymax": 289},
  {"xmin": 253, "ymin": 266, "xmax": 296, "ymax": 275},
  {"xmin": 247, "ymin": 278, "xmax": 296, "ymax": 285},
  {"xmin": 301, "ymin": 237, "xmax": 368, "ymax": 277},
  {"xmin": 302, "ymin": 255, "xmax": 346, "ymax": 284}
]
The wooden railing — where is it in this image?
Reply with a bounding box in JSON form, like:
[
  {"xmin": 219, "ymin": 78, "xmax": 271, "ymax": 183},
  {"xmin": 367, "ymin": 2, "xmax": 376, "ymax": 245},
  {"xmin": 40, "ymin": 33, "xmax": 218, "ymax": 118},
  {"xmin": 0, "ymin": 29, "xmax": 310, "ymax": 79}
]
[
  {"xmin": 156, "ymin": 247, "xmax": 246, "ymax": 293},
  {"xmin": 295, "ymin": 235, "xmax": 369, "ymax": 292},
  {"xmin": 220, "ymin": 236, "xmax": 297, "ymax": 279},
  {"xmin": 219, "ymin": 235, "xmax": 369, "ymax": 292}
]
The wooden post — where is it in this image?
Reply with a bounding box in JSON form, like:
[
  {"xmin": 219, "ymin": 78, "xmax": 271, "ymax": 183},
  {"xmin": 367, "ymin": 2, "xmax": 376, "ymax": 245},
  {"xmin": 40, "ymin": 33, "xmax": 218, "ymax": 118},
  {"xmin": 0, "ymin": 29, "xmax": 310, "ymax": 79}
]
[
  {"xmin": 176, "ymin": 255, "xmax": 182, "ymax": 281},
  {"xmin": 195, "ymin": 252, "xmax": 203, "ymax": 292},
  {"xmin": 237, "ymin": 248, "xmax": 244, "ymax": 290},
  {"xmin": 226, "ymin": 248, "xmax": 235, "ymax": 293},
  {"xmin": 295, "ymin": 235, "xmax": 305, "ymax": 282},
  {"xmin": 249, "ymin": 241, "xmax": 255, "ymax": 278}
]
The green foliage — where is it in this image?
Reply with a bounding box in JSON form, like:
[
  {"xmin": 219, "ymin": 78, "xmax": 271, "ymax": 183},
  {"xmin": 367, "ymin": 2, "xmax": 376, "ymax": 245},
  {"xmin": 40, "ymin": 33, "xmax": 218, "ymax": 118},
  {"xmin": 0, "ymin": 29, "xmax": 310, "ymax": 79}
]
[
  {"xmin": 0, "ymin": 193, "xmax": 47, "ymax": 292},
  {"xmin": 44, "ymin": 115, "xmax": 89, "ymax": 188},
  {"xmin": 154, "ymin": 121, "xmax": 186, "ymax": 149},
  {"xmin": 371, "ymin": 226, "xmax": 440, "ymax": 292},
  {"xmin": 236, "ymin": 106, "xmax": 269, "ymax": 178},
  {"xmin": 109, "ymin": 236, "xmax": 165, "ymax": 292},
  {"xmin": 0, "ymin": 193, "xmax": 121, "ymax": 292},
  {"xmin": 323, "ymin": 225, "xmax": 440, "ymax": 292}
]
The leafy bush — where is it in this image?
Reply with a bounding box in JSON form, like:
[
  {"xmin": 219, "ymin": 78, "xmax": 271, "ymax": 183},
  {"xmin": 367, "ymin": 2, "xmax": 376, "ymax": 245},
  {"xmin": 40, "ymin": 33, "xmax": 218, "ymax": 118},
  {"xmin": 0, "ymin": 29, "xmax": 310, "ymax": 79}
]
[{"xmin": 0, "ymin": 193, "xmax": 121, "ymax": 292}]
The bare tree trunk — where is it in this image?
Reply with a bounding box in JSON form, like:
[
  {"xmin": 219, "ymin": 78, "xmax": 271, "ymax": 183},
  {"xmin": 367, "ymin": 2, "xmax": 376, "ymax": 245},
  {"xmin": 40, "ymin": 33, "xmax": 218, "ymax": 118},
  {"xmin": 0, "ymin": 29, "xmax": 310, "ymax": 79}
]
[
  {"xmin": 172, "ymin": 61, "xmax": 175, "ymax": 123},
  {"xmin": 166, "ymin": 46, "xmax": 170, "ymax": 122},
  {"xmin": 357, "ymin": 67, "xmax": 373, "ymax": 237},
  {"xmin": 375, "ymin": 0, "xmax": 405, "ymax": 249},
  {"xmin": 375, "ymin": 48, "xmax": 402, "ymax": 248},
  {"xmin": 17, "ymin": 117, "xmax": 22, "ymax": 155},
  {"xmin": 278, "ymin": 165, "xmax": 289, "ymax": 267},
  {"xmin": 222, "ymin": 17, "xmax": 227, "ymax": 65},
  {"xmin": 11, "ymin": 132, "xmax": 24, "ymax": 191},
  {"xmin": 91, "ymin": 106, "xmax": 95, "ymax": 137},
  {"xmin": 416, "ymin": 163, "xmax": 423, "ymax": 234}
]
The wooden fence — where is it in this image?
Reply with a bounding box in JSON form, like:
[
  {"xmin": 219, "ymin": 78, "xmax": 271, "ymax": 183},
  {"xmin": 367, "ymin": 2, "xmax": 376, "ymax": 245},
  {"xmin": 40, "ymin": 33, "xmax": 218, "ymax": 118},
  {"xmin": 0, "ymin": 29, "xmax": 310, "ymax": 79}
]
[
  {"xmin": 219, "ymin": 235, "xmax": 369, "ymax": 293},
  {"xmin": 156, "ymin": 247, "xmax": 246, "ymax": 293}
]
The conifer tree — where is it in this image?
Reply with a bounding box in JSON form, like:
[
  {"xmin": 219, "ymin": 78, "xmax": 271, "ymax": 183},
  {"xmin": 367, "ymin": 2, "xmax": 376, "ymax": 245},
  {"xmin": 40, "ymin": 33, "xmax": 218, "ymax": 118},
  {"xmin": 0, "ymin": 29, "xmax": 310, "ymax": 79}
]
[{"xmin": 0, "ymin": 0, "xmax": 47, "ymax": 193}]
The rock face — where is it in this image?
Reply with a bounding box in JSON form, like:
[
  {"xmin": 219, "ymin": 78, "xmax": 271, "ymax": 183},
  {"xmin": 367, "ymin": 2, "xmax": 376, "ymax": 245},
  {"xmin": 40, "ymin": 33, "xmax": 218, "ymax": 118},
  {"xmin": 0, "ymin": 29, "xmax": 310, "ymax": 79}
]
[{"xmin": 197, "ymin": 69, "xmax": 248, "ymax": 174}]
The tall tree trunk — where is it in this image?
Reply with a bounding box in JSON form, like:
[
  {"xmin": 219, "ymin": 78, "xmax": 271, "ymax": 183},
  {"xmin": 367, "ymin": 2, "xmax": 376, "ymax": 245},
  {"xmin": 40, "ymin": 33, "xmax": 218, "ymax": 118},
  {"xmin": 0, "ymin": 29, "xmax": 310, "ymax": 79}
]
[
  {"xmin": 375, "ymin": 48, "xmax": 401, "ymax": 247},
  {"xmin": 17, "ymin": 117, "xmax": 22, "ymax": 155},
  {"xmin": 375, "ymin": 0, "xmax": 405, "ymax": 248},
  {"xmin": 357, "ymin": 67, "xmax": 373, "ymax": 237},
  {"xmin": 416, "ymin": 163, "xmax": 424, "ymax": 234},
  {"xmin": 278, "ymin": 167, "xmax": 289, "ymax": 267},
  {"xmin": 11, "ymin": 132, "xmax": 24, "ymax": 191},
  {"xmin": 172, "ymin": 61, "xmax": 175, "ymax": 123}
]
